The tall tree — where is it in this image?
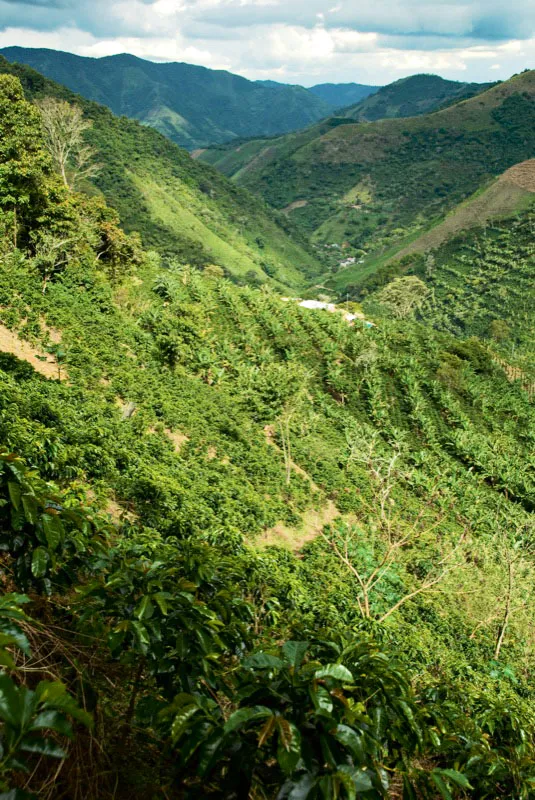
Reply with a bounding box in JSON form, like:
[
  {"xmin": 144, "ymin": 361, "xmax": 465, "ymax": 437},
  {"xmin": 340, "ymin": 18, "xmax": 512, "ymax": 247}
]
[
  {"xmin": 36, "ymin": 97, "xmax": 99, "ymax": 190},
  {"xmin": 0, "ymin": 75, "xmax": 50, "ymax": 247}
]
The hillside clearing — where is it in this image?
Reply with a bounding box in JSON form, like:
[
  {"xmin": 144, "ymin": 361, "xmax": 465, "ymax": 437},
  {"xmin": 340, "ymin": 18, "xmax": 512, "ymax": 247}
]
[{"xmin": 0, "ymin": 323, "xmax": 63, "ymax": 379}]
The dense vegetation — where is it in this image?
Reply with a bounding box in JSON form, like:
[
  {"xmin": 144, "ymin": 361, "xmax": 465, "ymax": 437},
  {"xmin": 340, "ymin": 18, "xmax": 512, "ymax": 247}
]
[
  {"xmin": 2, "ymin": 69, "xmax": 535, "ymax": 798},
  {"xmin": 0, "ymin": 55, "xmax": 321, "ymax": 290},
  {"xmin": 201, "ymin": 70, "xmax": 535, "ymax": 265},
  {"xmin": 343, "ymin": 74, "xmax": 494, "ymax": 122},
  {"xmin": 0, "ymin": 47, "xmax": 334, "ymax": 150}
]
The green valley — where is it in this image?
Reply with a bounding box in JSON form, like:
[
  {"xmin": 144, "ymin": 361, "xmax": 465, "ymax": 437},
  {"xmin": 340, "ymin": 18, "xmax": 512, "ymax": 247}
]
[
  {"xmin": 0, "ymin": 38, "xmax": 535, "ymax": 800},
  {"xmin": 201, "ymin": 70, "xmax": 535, "ymax": 274}
]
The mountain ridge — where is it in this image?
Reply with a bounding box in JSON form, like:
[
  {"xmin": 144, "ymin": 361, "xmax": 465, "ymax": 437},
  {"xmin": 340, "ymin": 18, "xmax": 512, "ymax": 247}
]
[
  {"xmin": 0, "ymin": 46, "xmax": 333, "ymax": 150},
  {"xmin": 344, "ymin": 73, "xmax": 495, "ymax": 121}
]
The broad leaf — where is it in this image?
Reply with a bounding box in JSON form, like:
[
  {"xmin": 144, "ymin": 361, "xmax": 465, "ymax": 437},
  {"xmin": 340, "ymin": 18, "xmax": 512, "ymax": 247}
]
[
  {"xmin": 243, "ymin": 652, "xmax": 283, "ymax": 670},
  {"xmin": 31, "ymin": 547, "xmax": 48, "ymax": 578},
  {"xmin": 282, "ymin": 641, "xmax": 308, "ymax": 669},
  {"xmin": 315, "ymin": 664, "xmax": 353, "ymax": 682}
]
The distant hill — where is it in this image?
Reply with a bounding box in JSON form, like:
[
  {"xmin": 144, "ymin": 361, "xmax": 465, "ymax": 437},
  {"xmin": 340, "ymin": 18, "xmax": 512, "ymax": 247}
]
[
  {"xmin": 0, "ymin": 46, "xmax": 333, "ymax": 150},
  {"xmin": 0, "ymin": 56, "xmax": 321, "ymax": 288},
  {"xmin": 200, "ymin": 70, "xmax": 535, "ymax": 274},
  {"xmin": 327, "ymin": 160, "xmax": 535, "ymax": 296},
  {"xmin": 308, "ymin": 82, "xmax": 380, "ymax": 109},
  {"xmin": 344, "ymin": 73, "xmax": 495, "ymax": 121}
]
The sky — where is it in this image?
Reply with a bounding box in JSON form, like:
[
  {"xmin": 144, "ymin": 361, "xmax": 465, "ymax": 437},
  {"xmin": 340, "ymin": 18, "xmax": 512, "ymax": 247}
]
[{"xmin": 0, "ymin": 0, "xmax": 533, "ymax": 86}]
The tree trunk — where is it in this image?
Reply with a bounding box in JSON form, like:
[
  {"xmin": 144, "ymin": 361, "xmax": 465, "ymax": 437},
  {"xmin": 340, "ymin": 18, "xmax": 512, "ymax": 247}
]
[{"xmin": 495, "ymin": 558, "xmax": 513, "ymax": 660}]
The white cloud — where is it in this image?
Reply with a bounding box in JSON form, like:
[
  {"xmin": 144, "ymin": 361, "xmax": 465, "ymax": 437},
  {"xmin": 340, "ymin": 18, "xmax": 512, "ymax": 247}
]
[{"xmin": 0, "ymin": 0, "xmax": 533, "ymax": 84}]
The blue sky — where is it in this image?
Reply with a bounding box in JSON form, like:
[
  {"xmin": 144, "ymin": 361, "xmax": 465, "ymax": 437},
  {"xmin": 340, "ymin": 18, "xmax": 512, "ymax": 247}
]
[{"xmin": 0, "ymin": 0, "xmax": 533, "ymax": 85}]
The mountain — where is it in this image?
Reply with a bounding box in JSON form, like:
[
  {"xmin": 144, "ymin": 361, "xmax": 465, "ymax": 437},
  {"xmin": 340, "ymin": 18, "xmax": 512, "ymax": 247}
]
[
  {"xmin": 309, "ymin": 81, "xmax": 380, "ymax": 109},
  {"xmin": 344, "ymin": 73, "xmax": 495, "ymax": 121},
  {"xmin": 200, "ymin": 70, "xmax": 535, "ymax": 272},
  {"xmin": 0, "ymin": 46, "xmax": 333, "ymax": 150},
  {"xmin": 0, "ymin": 56, "xmax": 321, "ymax": 288},
  {"xmin": 2, "ymin": 65, "xmax": 535, "ymax": 799}
]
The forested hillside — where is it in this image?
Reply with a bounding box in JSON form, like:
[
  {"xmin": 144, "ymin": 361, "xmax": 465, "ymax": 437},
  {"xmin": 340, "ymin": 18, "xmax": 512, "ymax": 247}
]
[
  {"xmin": 328, "ymin": 158, "xmax": 535, "ymax": 294},
  {"xmin": 343, "ymin": 74, "xmax": 493, "ymax": 122},
  {"xmin": 2, "ymin": 69, "xmax": 535, "ymax": 798},
  {"xmin": 200, "ymin": 70, "xmax": 535, "ymax": 262},
  {"xmin": 0, "ymin": 56, "xmax": 321, "ymax": 289},
  {"xmin": 0, "ymin": 47, "xmax": 333, "ymax": 150}
]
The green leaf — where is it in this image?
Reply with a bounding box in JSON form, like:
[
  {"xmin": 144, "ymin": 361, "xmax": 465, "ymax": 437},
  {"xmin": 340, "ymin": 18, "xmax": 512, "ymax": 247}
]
[
  {"xmin": 224, "ymin": 706, "xmax": 272, "ymax": 734},
  {"xmin": 30, "ymin": 710, "xmax": 73, "ymax": 737},
  {"xmin": 41, "ymin": 514, "xmax": 63, "ymax": 552},
  {"xmin": 431, "ymin": 771, "xmax": 453, "ymax": 800},
  {"xmin": 287, "ymin": 774, "xmax": 316, "ymax": 799},
  {"xmin": 19, "ymin": 737, "xmax": 66, "ymax": 758},
  {"xmin": 0, "ymin": 674, "xmax": 21, "ymax": 727},
  {"xmin": 170, "ymin": 704, "xmax": 200, "ymax": 743},
  {"xmin": 21, "ymin": 494, "xmax": 38, "ymax": 526},
  {"xmin": 311, "ymin": 685, "xmax": 333, "ymax": 714},
  {"xmin": 130, "ymin": 621, "xmax": 150, "ymax": 653},
  {"xmin": 0, "ymin": 648, "xmax": 16, "ymax": 669},
  {"xmin": 334, "ymin": 724, "xmax": 366, "ymax": 764},
  {"xmin": 338, "ymin": 765, "xmax": 373, "ymax": 794},
  {"xmin": 7, "ymin": 482, "xmax": 21, "ymax": 511},
  {"xmin": 276, "ymin": 721, "xmax": 301, "ymax": 775},
  {"xmin": 35, "ymin": 681, "xmax": 92, "ymax": 727},
  {"xmin": 153, "ymin": 592, "xmax": 170, "ymax": 616},
  {"xmin": 435, "ymin": 769, "xmax": 473, "ymax": 790},
  {"xmin": 282, "ymin": 641, "xmax": 308, "ymax": 669},
  {"xmin": 31, "ymin": 547, "xmax": 49, "ymax": 578},
  {"xmin": 315, "ymin": 664, "xmax": 353, "ymax": 682},
  {"xmin": 243, "ymin": 652, "xmax": 283, "ymax": 670},
  {"xmin": 0, "ymin": 624, "xmax": 30, "ymax": 657},
  {"xmin": 135, "ymin": 595, "xmax": 154, "ymax": 621}
]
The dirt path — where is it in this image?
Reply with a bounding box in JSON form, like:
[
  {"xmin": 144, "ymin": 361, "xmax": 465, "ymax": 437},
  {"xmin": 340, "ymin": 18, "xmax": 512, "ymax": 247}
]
[
  {"xmin": 260, "ymin": 424, "xmax": 340, "ymax": 551},
  {"xmin": 0, "ymin": 323, "xmax": 63, "ymax": 379}
]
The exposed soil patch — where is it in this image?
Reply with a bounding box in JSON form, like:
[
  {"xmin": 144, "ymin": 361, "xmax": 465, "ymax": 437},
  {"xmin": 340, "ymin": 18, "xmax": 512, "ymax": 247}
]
[
  {"xmin": 502, "ymin": 159, "xmax": 535, "ymax": 192},
  {"xmin": 104, "ymin": 499, "xmax": 137, "ymax": 524},
  {"xmin": 282, "ymin": 199, "xmax": 308, "ymax": 213},
  {"xmin": 258, "ymin": 501, "xmax": 340, "ymax": 552},
  {"xmin": 0, "ymin": 323, "xmax": 63, "ymax": 380},
  {"xmin": 493, "ymin": 354, "xmax": 535, "ymax": 399},
  {"xmin": 165, "ymin": 428, "xmax": 189, "ymax": 453},
  {"xmin": 261, "ymin": 424, "xmax": 342, "ymax": 551}
]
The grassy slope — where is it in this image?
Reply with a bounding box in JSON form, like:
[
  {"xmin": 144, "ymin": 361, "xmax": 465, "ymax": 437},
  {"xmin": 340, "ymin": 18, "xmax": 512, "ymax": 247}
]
[
  {"xmin": 0, "ymin": 47, "xmax": 332, "ymax": 150},
  {"xmin": 201, "ymin": 70, "xmax": 535, "ymax": 270},
  {"xmin": 0, "ymin": 57, "xmax": 322, "ymax": 289}
]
